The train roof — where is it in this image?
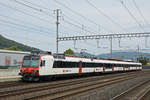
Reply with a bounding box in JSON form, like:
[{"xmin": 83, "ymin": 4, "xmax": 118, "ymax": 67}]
[
  {"xmin": 27, "ymin": 52, "xmax": 141, "ymax": 65},
  {"xmin": 52, "ymin": 54, "xmax": 141, "ymax": 65}
]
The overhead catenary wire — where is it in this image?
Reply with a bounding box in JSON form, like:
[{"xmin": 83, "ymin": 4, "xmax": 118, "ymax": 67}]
[
  {"xmin": 119, "ymin": 0, "xmax": 145, "ymax": 32},
  {"xmin": 20, "ymin": 0, "xmax": 103, "ymax": 34},
  {"xmin": 54, "ymin": 0, "xmax": 98, "ymax": 26},
  {"xmin": 20, "ymin": 0, "xmax": 54, "ymax": 11},
  {"xmin": 0, "ymin": 21, "xmax": 68, "ymax": 44},
  {"xmin": 8, "ymin": 0, "xmax": 102, "ymax": 35},
  {"xmin": 0, "ymin": 2, "xmax": 55, "ymax": 24},
  {"xmin": 53, "ymin": 0, "xmax": 114, "ymax": 33},
  {"xmin": 0, "ymin": 14, "xmax": 54, "ymax": 32},
  {"xmin": 9, "ymin": 0, "xmax": 55, "ymax": 18},
  {"xmin": 61, "ymin": 15, "xmax": 99, "ymax": 35},
  {"xmin": 63, "ymin": 13, "xmax": 113, "ymax": 33},
  {"xmin": 0, "ymin": 19, "xmax": 67, "ymax": 38},
  {"xmin": 9, "ymin": 0, "xmax": 115, "ymax": 36},
  {"xmin": 86, "ymin": 0, "xmax": 125, "ymax": 32},
  {"xmin": 2, "ymin": 1, "xmax": 91, "ymax": 36},
  {"xmin": 12, "ymin": 0, "xmax": 110, "ymax": 34},
  {"xmin": 63, "ymin": 19, "xmax": 98, "ymax": 35},
  {"xmin": 62, "ymin": 14, "xmax": 105, "ymax": 34},
  {"xmin": 132, "ymin": 0, "xmax": 150, "ymax": 27},
  {"xmin": 18, "ymin": 0, "xmax": 110, "ymax": 34},
  {"xmin": 59, "ymin": 25, "xmax": 83, "ymax": 36},
  {"xmin": 0, "ymin": 19, "xmax": 53, "ymax": 35}
]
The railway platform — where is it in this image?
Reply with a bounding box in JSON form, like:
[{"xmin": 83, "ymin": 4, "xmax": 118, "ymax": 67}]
[{"xmin": 0, "ymin": 69, "xmax": 21, "ymax": 82}]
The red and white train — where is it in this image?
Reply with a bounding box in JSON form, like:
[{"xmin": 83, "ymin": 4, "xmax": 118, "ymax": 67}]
[{"xmin": 19, "ymin": 52, "xmax": 142, "ymax": 81}]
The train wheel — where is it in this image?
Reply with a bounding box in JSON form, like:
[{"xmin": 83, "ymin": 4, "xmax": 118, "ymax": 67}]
[
  {"xmin": 52, "ymin": 76, "xmax": 56, "ymax": 81},
  {"xmin": 21, "ymin": 77, "xmax": 26, "ymax": 82}
]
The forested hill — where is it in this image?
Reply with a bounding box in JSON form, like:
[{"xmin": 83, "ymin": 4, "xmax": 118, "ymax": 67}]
[{"xmin": 0, "ymin": 35, "xmax": 40, "ymax": 51}]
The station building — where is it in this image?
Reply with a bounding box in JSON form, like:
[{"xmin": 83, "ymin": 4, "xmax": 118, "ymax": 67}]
[{"xmin": 0, "ymin": 49, "xmax": 30, "ymax": 69}]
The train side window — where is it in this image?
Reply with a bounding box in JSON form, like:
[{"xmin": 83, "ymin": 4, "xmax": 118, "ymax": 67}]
[
  {"xmin": 59, "ymin": 61, "xmax": 63, "ymax": 68},
  {"xmin": 40, "ymin": 60, "xmax": 45, "ymax": 67},
  {"xmin": 82, "ymin": 63, "xmax": 86, "ymax": 67},
  {"xmin": 54, "ymin": 61, "xmax": 58, "ymax": 68},
  {"xmin": 74, "ymin": 62, "xmax": 78, "ymax": 68}
]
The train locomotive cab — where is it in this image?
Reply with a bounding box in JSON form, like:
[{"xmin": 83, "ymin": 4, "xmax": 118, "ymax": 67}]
[{"xmin": 19, "ymin": 55, "xmax": 40, "ymax": 81}]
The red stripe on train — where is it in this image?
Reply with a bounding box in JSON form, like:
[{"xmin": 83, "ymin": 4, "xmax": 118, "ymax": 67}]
[{"xmin": 79, "ymin": 61, "xmax": 82, "ymax": 74}]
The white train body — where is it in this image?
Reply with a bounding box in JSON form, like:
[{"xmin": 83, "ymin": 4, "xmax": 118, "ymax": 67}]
[{"xmin": 19, "ymin": 54, "xmax": 142, "ymax": 81}]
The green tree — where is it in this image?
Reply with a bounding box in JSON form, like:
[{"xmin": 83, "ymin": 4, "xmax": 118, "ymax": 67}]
[
  {"xmin": 137, "ymin": 57, "xmax": 149, "ymax": 65},
  {"xmin": 64, "ymin": 48, "xmax": 75, "ymax": 55},
  {"xmin": 4, "ymin": 46, "xmax": 20, "ymax": 51}
]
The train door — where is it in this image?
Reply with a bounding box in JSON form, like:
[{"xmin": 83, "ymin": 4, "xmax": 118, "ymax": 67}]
[
  {"xmin": 39, "ymin": 58, "xmax": 48, "ymax": 75},
  {"xmin": 102, "ymin": 64, "xmax": 105, "ymax": 72},
  {"xmin": 112, "ymin": 64, "xmax": 114, "ymax": 72},
  {"xmin": 79, "ymin": 61, "xmax": 82, "ymax": 75},
  {"xmin": 39, "ymin": 56, "xmax": 53, "ymax": 76}
]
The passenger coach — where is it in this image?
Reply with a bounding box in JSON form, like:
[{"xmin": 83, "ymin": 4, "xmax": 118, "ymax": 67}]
[{"xmin": 19, "ymin": 52, "xmax": 142, "ymax": 81}]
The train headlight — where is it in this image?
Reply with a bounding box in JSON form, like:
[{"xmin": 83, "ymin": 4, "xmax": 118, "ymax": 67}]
[{"xmin": 19, "ymin": 70, "xmax": 24, "ymax": 75}]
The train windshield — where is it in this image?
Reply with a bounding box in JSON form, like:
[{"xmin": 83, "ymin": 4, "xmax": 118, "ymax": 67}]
[{"xmin": 22, "ymin": 56, "xmax": 40, "ymax": 68}]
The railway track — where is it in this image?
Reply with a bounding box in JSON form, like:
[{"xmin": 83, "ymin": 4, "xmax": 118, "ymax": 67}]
[
  {"xmin": 140, "ymin": 88, "xmax": 150, "ymax": 100},
  {"xmin": 0, "ymin": 70, "xmax": 145, "ymax": 89},
  {"xmin": 25, "ymin": 72, "xmax": 150, "ymax": 100},
  {"xmin": 0, "ymin": 71, "xmax": 149, "ymax": 100},
  {"xmin": 0, "ymin": 81, "xmax": 29, "ymax": 89},
  {"xmin": 0, "ymin": 71, "xmax": 139, "ymax": 90},
  {"xmin": 0, "ymin": 72, "xmax": 122, "ymax": 89},
  {"xmin": 0, "ymin": 73, "xmax": 133, "ymax": 99},
  {"xmin": 112, "ymin": 78, "xmax": 150, "ymax": 100}
]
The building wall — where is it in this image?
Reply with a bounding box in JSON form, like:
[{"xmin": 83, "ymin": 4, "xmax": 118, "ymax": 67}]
[{"xmin": 0, "ymin": 50, "xmax": 30, "ymax": 69}]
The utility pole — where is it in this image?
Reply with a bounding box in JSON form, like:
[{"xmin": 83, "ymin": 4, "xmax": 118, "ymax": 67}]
[
  {"xmin": 54, "ymin": 9, "xmax": 61, "ymax": 54},
  {"xmin": 137, "ymin": 45, "xmax": 140, "ymax": 62},
  {"xmin": 110, "ymin": 37, "xmax": 113, "ymax": 58}
]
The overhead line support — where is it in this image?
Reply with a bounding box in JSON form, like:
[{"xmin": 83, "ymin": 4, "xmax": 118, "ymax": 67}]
[
  {"xmin": 54, "ymin": 9, "xmax": 61, "ymax": 54},
  {"xmin": 58, "ymin": 32, "xmax": 150, "ymax": 41},
  {"xmin": 58, "ymin": 32, "xmax": 150, "ymax": 58}
]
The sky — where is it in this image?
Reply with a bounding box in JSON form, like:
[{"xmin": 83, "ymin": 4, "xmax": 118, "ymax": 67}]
[{"xmin": 0, "ymin": 0, "xmax": 150, "ymax": 55}]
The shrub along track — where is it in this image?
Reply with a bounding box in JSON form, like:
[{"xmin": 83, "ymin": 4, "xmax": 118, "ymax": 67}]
[{"xmin": 0, "ymin": 70, "xmax": 149, "ymax": 100}]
